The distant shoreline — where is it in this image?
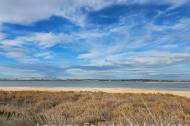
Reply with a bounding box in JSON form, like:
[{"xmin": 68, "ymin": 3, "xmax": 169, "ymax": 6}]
[
  {"xmin": 0, "ymin": 79, "xmax": 190, "ymax": 82},
  {"xmin": 0, "ymin": 87, "xmax": 190, "ymax": 98}
]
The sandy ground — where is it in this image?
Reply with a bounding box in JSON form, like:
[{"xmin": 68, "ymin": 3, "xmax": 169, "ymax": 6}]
[{"xmin": 0, "ymin": 87, "xmax": 190, "ymax": 98}]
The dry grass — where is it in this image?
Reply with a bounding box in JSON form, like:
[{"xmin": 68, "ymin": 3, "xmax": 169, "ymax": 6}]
[{"xmin": 0, "ymin": 91, "xmax": 190, "ymax": 126}]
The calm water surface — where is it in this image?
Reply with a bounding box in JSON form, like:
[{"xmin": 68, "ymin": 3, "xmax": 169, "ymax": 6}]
[{"xmin": 0, "ymin": 80, "xmax": 190, "ymax": 91}]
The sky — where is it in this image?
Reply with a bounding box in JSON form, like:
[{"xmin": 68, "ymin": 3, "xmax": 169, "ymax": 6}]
[{"xmin": 0, "ymin": 0, "xmax": 190, "ymax": 80}]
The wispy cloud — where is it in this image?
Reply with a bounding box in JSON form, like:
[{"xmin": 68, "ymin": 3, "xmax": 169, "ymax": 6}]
[
  {"xmin": 0, "ymin": 33, "xmax": 5, "ymax": 40},
  {"xmin": 0, "ymin": 0, "xmax": 190, "ymax": 79},
  {"xmin": 0, "ymin": 0, "xmax": 189, "ymax": 25},
  {"xmin": 0, "ymin": 65, "xmax": 45, "ymax": 78}
]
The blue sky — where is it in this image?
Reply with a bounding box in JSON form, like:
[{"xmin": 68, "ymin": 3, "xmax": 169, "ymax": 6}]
[{"xmin": 0, "ymin": 0, "xmax": 190, "ymax": 80}]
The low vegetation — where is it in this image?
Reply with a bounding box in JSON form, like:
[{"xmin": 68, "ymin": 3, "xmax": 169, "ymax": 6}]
[{"xmin": 0, "ymin": 91, "xmax": 190, "ymax": 126}]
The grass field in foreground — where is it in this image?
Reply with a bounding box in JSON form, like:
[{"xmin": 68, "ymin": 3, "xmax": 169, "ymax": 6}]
[{"xmin": 0, "ymin": 91, "xmax": 190, "ymax": 126}]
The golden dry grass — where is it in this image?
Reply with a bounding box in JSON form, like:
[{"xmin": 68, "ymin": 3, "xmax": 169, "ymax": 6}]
[{"xmin": 0, "ymin": 91, "xmax": 190, "ymax": 126}]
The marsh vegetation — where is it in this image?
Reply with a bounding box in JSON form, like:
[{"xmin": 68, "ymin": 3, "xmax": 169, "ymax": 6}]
[{"xmin": 0, "ymin": 91, "xmax": 190, "ymax": 126}]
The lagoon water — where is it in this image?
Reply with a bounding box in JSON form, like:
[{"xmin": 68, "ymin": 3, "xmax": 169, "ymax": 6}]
[{"xmin": 0, "ymin": 80, "xmax": 190, "ymax": 91}]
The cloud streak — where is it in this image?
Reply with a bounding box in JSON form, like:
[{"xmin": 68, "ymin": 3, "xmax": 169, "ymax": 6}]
[
  {"xmin": 0, "ymin": 0, "xmax": 189, "ymax": 25},
  {"xmin": 0, "ymin": 0, "xmax": 190, "ymax": 79}
]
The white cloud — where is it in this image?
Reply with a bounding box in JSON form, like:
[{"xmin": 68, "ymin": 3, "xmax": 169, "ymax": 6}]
[
  {"xmin": 1, "ymin": 0, "xmax": 190, "ymax": 79},
  {"xmin": 0, "ymin": 33, "xmax": 5, "ymax": 40},
  {"xmin": 76, "ymin": 16, "xmax": 190, "ymax": 67},
  {"xmin": 2, "ymin": 46, "xmax": 39, "ymax": 63},
  {"xmin": 1, "ymin": 29, "xmax": 107, "ymax": 48},
  {"xmin": 78, "ymin": 52, "xmax": 98, "ymax": 60},
  {"xmin": 34, "ymin": 52, "xmax": 53, "ymax": 59},
  {"xmin": 0, "ymin": 29, "xmax": 108, "ymax": 63},
  {"xmin": 0, "ymin": 0, "xmax": 188, "ymax": 25},
  {"xmin": 31, "ymin": 32, "xmax": 65, "ymax": 48},
  {"xmin": 0, "ymin": 0, "xmax": 63, "ymax": 24},
  {"xmin": 79, "ymin": 50, "xmax": 190, "ymax": 67},
  {"xmin": 0, "ymin": 32, "xmax": 66, "ymax": 48},
  {"xmin": 0, "ymin": 0, "xmax": 112, "ymax": 25},
  {"xmin": 147, "ymin": 18, "xmax": 190, "ymax": 32},
  {"xmin": 2, "ymin": 14, "xmax": 188, "ymax": 66},
  {"xmin": 105, "ymin": 51, "xmax": 190, "ymax": 66},
  {"xmin": 159, "ymin": 44, "xmax": 178, "ymax": 49},
  {"xmin": 0, "ymin": 66, "xmax": 44, "ymax": 78},
  {"xmin": 132, "ymin": 0, "xmax": 188, "ymax": 6}
]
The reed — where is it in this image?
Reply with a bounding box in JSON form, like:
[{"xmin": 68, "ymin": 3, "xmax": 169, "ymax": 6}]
[{"xmin": 0, "ymin": 91, "xmax": 190, "ymax": 126}]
